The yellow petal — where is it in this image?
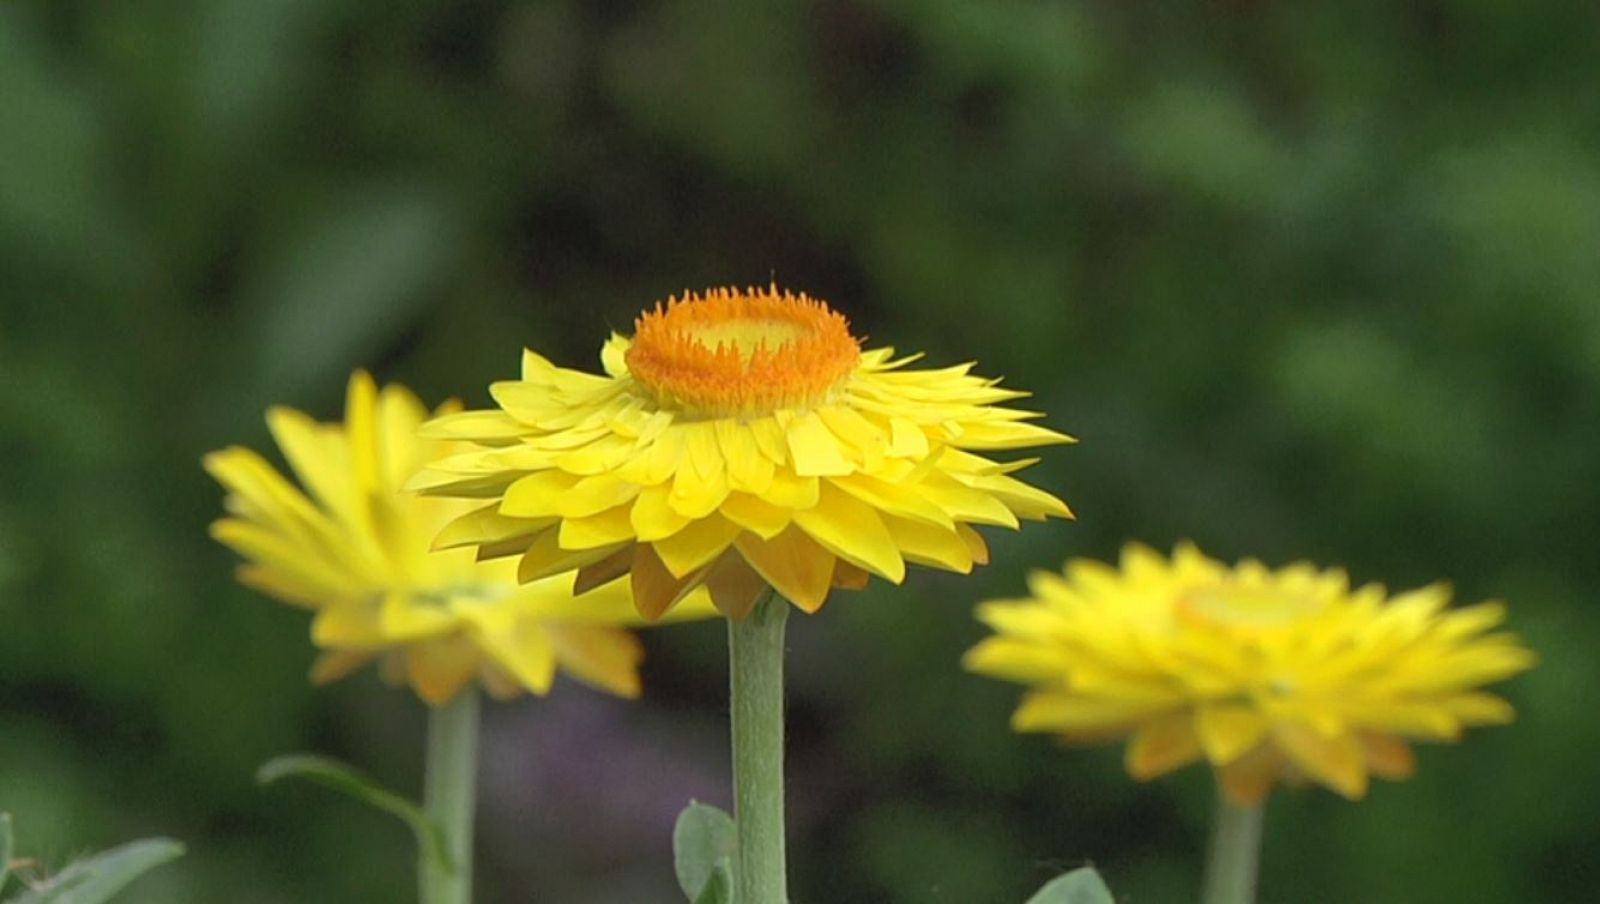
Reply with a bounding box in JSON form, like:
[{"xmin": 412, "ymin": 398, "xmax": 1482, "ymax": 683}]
[
  {"xmin": 433, "ymin": 503, "xmax": 549, "ymax": 550},
  {"xmin": 573, "ymin": 545, "xmax": 636, "ymax": 595},
  {"xmin": 1196, "ymin": 704, "xmax": 1270, "ymax": 765},
  {"xmin": 684, "ymin": 421, "xmax": 725, "ymax": 481},
  {"xmin": 344, "ymin": 370, "xmax": 383, "ymax": 493},
  {"xmin": 882, "ymin": 514, "xmax": 972, "ymax": 573},
  {"xmin": 1359, "ymin": 732, "xmax": 1416, "ymax": 780},
  {"xmin": 702, "ymin": 551, "xmax": 773, "ymax": 620},
  {"xmin": 1218, "ymin": 746, "xmax": 1285, "ymax": 806},
  {"xmin": 887, "ymin": 416, "xmax": 930, "ymax": 457},
  {"xmin": 559, "ymin": 504, "xmax": 638, "ymax": 550},
  {"xmin": 544, "ymin": 624, "xmax": 644, "ymax": 698},
  {"xmin": 962, "ymin": 638, "xmax": 1069, "ymax": 684},
  {"xmin": 817, "ymin": 406, "xmax": 887, "ymax": 468},
  {"xmin": 760, "ymin": 469, "xmax": 819, "ymax": 510},
  {"xmin": 951, "ymin": 419, "xmax": 1074, "ymax": 450},
  {"xmin": 558, "ymin": 474, "xmax": 640, "ymax": 519},
  {"xmin": 309, "ymin": 650, "xmax": 373, "ymax": 685},
  {"xmin": 831, "ymin": 560, "xmax": 871, "ymax": 590},
  {"xmin": 234, "ymin": 563, "xmax": 327, "ymax": 610},
  {"xmin": 417, "ymin": 408, "xmax": 531, "ymax": 440},
  {"xmin": 1010, "ymin": 691, "xmax": 1164, "ymax": 733},
  {"xmin": 500, "ymin": 471, "xmax": 582, "ymax": 518},
  {"xmin": 719, "ymin": 491, "xmax": 792, "ymax": 539},
  {"xmin": 616, "ymin": 423, "xmax": 686, "ymax": 486},
  {"xmin": 1442, "ymin": 691, "xmax": 1517, "ymax": 726},
  {"xmin": 670, "ymin": 447, "xmax": 731, "ymax": 519},
  {"xmin": 734, "ymin": 527, "xmax": 836, "ymax": 613},
  {"xmin": 652, "ymin": 514, "xmax": 741, "ymax": 578},
  {"xmin": 915, "ymin": 473, "xmax": 1019, "ymax": 528},
  {"xmin": 630, "ymin": 482, "xmax": 692, "ymax": 541},
  {"xmin": 463, "ymin": 609, "xmax": 558, "ymax": 696},
  {"xmin": 717, "ymin": 418, "xmax": 774, "ymax": 495},
  {"xmin": 630, "ymin": 544, "xmax": 709, "ymax": 620},
  {"xmin": 831, "ymin": 473, "xmax": 953, "ymax": 528},
  {"xmin": 212, "ymin": 519, "xmax": 362, "ymax": 603},
  {"xmin": 479, "ymin": 663, "xmax": 525, "ymax": 701},
  {"xmin": 516, "ymin": 528, "xmax": 628, "ymax": 583},
  {"xmin": 266, "ymin": 406, "xmax": 355, "ymax": 520},
  {"xmin": 407, "ymin": 634, "xmax": 483, "ymax": 705},
  {"xmin": 1125, "ymin": 711, "xmax": 1205, "ymax": 780},
  {"xmin": 957, "ymin": 523, "xmax": 990, "ymax": 565},
  {"xmin": 378, "ymin": 593, "xmax": 457, "ymax": 642},
  {"xmin": 311, "ymin": 604, "xmax": 383, "ymax": 647},
  {"xmin": 1274, "ymin": 722, "xmax": 1369, "ymax": 799},
  {"xmin": 786, "ymin": 410, "xmax": 853, "ymax": 476},
  {"xmin": 791, "ymin": 483, "xmax": 906, "ymax": 582},
  {"xmin": 956, "ymin": 472, "xmax": 1074, "ymax": 521},
  {"xmin": 748, "ymin": 416, "xmax": 789, "ymax": 465},
  {"xmin": 376, "ymin": 383, "xmax": 433, "ymax": 486}
]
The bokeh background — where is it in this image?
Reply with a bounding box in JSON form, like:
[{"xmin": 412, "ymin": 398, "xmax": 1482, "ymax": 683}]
[{"xmin": 3, "ymin": 1, "xmax": 1598, "ymax": 901}]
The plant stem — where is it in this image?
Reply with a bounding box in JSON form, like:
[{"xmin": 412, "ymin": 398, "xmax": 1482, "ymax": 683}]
[
  {"xmin": 421, "ymin": 687, "xmax": 480, "ymax": 904},
  {"xmin": 1201, "ymin": 792, "xmax": 1264, "ymax": 904},
  {"xmin": 728, "ymin": 590, "xmax": 789, "ymax": 904}
]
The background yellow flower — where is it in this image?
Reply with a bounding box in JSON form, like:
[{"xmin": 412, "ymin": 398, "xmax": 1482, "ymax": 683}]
[
  {"xmin": 410, "ymin": 286, "xmax": 1074, "ymax": 619},
  {"xmin": 965, "ymin": 542, "xmax": 1536, "ymax": 804},
  {"xmin": 205, "ymin": 371, "xmax": 694, "ymax": 704}
]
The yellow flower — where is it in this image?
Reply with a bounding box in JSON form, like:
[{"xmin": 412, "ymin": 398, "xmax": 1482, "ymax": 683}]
[
  {"xmin": 964, "ymin": 542, "xmax": 1536, "ymax": 804},
  {"xmin": 410, "ymin": 286, "xmax": 1074, "ymax": 619},
  {"xmin": 205, "ymin": 370, "xmax": 690, "ymax": 705}
]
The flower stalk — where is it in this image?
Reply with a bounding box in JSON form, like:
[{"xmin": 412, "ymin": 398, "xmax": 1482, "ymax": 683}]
[
  {"xmin": 1201, "ymin": 792, "xmax": 1263, "ymax": 904},
  {"xmin": 421, "ymin": 687, "xmax": 480, "ymax": 904},
  {"xmin": 729, "ymin": 589, "xmax": 789, "ymax": 904}
]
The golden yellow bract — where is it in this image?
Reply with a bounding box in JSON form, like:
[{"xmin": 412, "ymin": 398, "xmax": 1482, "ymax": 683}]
[
  {"xmin": 205, "ymin": 370, "xmax": 695, "ymax": 705},
  {"xmin": 411, "ymin": 286, "xmax": 1075, "ymax": 620},
  {"xmin": 964, "ymin": 542, "xmax": 1537, "ymax": 804}
]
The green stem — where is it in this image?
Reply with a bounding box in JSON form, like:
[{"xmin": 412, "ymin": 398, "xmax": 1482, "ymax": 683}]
[
  {"xmin": 1201, "ymin": 792, "xmax": 1264, "ymax": 904},
  {"xmin": 729, "ymin": 590, "xmax": 790, "ymax": 904},
  {"xmin": 421, "ymin": 687, "xmax": 480, "ymax": 904}
]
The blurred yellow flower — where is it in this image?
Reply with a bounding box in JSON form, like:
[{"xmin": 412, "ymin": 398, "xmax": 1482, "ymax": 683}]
[
  {"xmin": 965, "ymin": 542, "xmax": 1536, "ymax": 804},
  {"xmin": 410, "ymin": 286, "xmax": 1074, "ymax": 619},
  {"xmin": 205, "ymin": 371, "xmax": 693, "ymax": 705}
]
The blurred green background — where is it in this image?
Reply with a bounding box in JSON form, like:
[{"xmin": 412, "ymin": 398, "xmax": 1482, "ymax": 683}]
[{"xmin": 2, "ymin": 1, "xmax": 1597, "ymax": 901}]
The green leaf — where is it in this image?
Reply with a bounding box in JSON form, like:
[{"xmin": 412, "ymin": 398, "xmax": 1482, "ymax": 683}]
[
  {"xmin": 692, "ymin": 858, "xmax": 735, "ymax": 904},
  {"xmin": 1024, "ymin": 866, "xmax": 1115, "ymax": 904},
  {"xmin": 10, "ymin": 838, "xmax": 184, "ymax": 904},
  {"xmin": 256, "ymin": 753, "xmax": 451, "ymax": 874},
  {"xmin": 672, "ymin": 800, "xmax": 737, "ymax": 902},
  {"xmin": 1, "ymin": 812, "xmax": 13, "ymax": 891}
]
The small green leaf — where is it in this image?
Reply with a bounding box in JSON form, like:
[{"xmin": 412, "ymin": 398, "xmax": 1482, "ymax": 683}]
[
  {"xmin": 256, "ymin": 753, "xmax": 451, "ymax": 874},
  {"xmin": 1, "ymin": 812, "xmax": 13, "ymax": 891},
  {"xmin": 692, "ymin": 858, "xmax": 735, "ymax": 904},
  {"xmin": 1024, "ymin": 866, "xmax": 1115, "ymax": 904},
  {"xmin": 672, "ymin": 801, "xmax": 737, "ymax": 902},
  {"xmin": 11, "ymin": 838, "xmax": 183, "ymax": 904}
]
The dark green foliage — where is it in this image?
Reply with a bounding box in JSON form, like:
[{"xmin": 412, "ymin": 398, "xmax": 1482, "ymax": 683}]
[{"xmin": 2, "ymin": 1, "xmax": 1596, "ymax": 901}]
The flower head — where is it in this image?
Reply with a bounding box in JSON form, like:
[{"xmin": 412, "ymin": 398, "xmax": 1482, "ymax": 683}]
[
  {"xmin": 205, "ymin": 371, "xmax": 688, "ymax": 705},
  {"xmin": 965, "ymin": 542, "xmax": 1536, "ymax": 804},
  {"xmin": 411, "ymin": 285, "xmax": 1074, "ymax": 619}
]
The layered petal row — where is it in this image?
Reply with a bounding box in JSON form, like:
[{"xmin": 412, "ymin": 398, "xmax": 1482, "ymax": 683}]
[
  {"xmin": 206, "ymin": 371, "xmax": 702, "ymax": 704},
  {"xmin": 965, "ymin": 542, "xmax": 1537, "ymax": 803},
  {"xmin": 410, "ymin": 287, "xmax": 1075, "ymax": 619}
]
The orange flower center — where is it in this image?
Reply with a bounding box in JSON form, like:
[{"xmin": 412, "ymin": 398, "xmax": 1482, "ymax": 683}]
[{"xmin": 625, "ymin": 286, "xmax": 861, "ymax": 416}]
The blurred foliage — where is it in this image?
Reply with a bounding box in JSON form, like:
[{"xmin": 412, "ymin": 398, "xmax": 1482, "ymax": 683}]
[{"xmin": 2, "ymin": 0, "xmax": 1598, "ymax": 901}]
